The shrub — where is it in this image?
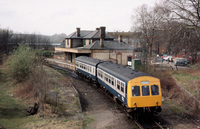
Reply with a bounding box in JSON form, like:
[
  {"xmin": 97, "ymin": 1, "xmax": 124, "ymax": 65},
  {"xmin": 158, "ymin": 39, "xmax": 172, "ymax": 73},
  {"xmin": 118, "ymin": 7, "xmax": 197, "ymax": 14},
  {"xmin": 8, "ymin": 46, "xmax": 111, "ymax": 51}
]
[
  {"xmin": 36, "ymin": 50, "xmax": 54, "ymax": 58},
  {"xmin": 5, "ymin": 44, "xmax": 38, "ymax": 82}
]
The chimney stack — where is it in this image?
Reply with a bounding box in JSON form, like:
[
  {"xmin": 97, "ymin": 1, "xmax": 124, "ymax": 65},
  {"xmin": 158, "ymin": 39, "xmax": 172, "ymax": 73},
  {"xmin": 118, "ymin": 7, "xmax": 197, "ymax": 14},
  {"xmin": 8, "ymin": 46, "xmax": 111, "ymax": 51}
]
[
  {"xmin": 118, "ymin": 35, "xmax": 122, "ymax": 42},
  {"xmin": 100, "ymin": 26, "xmax": 106, "ymax": 48},
  {"xmin": 76, "ymin": 27, "xmax": 80, "ymax": 37}
]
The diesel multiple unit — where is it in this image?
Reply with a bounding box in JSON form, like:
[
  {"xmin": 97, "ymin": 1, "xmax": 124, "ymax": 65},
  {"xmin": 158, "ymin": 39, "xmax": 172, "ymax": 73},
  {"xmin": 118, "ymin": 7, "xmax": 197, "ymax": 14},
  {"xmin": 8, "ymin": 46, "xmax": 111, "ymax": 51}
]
[{"xmin": 75, "ymin": 56, "xmax": 162, "ymax": 114}]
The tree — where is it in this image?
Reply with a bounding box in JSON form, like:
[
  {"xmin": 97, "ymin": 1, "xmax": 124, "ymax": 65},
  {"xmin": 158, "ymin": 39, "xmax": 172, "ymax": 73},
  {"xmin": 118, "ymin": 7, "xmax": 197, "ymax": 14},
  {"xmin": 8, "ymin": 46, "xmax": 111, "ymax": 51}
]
[
  {"xmin": 0, "ymin": 28, "xmax": 13, "ymax": 55},
  {"xmin": 163, "ymin": 0, "xmax": 200, "ymax": 53},
  {"xmin": 131, "ymin": 4, "xmax": 165, "ymax": 63}
]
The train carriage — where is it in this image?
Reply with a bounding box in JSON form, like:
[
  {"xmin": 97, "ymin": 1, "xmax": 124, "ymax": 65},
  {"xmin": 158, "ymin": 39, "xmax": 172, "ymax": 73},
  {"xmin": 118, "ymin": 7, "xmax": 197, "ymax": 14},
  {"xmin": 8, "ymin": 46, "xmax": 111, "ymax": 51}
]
[
  {"xmin": 75, "ymin": 56, "xmax": 103, "ymax": 80},
  {"xmin": 97, "ymin": 61, "xmax": 162, "ymax": 112},
  {"xmin": 75, "ymin": 56, "xmax": 162, "ymax": 114}
]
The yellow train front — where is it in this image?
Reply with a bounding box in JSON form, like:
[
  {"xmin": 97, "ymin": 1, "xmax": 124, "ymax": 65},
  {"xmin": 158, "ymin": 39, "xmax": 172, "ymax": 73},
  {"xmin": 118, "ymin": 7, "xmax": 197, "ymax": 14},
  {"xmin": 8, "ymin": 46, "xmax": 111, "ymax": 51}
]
[{"xmin": 127, "ymin": 76, "xmax": 162, "ymax": 113}]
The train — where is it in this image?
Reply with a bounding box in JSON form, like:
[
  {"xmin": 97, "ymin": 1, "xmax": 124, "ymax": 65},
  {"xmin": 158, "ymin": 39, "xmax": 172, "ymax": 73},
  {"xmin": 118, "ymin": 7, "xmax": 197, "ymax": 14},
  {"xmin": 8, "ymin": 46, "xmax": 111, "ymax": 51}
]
[{"xmin": 75, "ymin": 56, "xmax": 162, "ymax": 117}]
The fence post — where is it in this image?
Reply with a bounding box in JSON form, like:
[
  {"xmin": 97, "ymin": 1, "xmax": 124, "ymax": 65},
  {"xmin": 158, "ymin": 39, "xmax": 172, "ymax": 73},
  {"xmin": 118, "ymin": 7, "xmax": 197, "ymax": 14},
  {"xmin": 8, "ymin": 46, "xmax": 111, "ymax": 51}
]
[{"xmin": 39, "ymin": 93, "xmax": 44, "ymax": 117}]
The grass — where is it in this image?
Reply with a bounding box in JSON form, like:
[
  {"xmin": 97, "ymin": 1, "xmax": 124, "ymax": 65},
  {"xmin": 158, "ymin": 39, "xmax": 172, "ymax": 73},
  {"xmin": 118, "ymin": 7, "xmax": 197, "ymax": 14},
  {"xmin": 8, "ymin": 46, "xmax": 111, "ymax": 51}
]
[
  {"xmin": 162, "ymin": 99, "xmax": 188, "ymax": 115},
  {"xmin": 83, "ymin": 114, "xmax": 94, "ymax": 128},
  {"xmin": 0, "ymin": 67, "xmax": 83, "ymax": 129},
  {"xmin": 57, "ymin": 69, "xmax": 68, "ymax": 74},
  {"xmin": 172, "ymin": 69, "xmax": 200, "ymax": 98},
  {"xmin": 0, "ymin": 82, "xmax": 38, "ymax": 129}
]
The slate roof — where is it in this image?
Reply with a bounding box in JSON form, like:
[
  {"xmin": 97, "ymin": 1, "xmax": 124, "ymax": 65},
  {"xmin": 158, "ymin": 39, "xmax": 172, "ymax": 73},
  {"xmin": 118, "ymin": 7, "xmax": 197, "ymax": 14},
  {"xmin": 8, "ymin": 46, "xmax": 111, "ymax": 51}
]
[
  {"xmin": 83, "ymin": 41, "xmax": 134, "ymax": 50},
  {"xmin": 83, "ymin": 30, "xmax": 114, "ymax": 39},
  {"xmin": 66, "ymin": 31, "xmax": 93, "ymax": 38},
  {"xmin": 66, "ymin": 30, "xmax": 114, "ymax": 39}
]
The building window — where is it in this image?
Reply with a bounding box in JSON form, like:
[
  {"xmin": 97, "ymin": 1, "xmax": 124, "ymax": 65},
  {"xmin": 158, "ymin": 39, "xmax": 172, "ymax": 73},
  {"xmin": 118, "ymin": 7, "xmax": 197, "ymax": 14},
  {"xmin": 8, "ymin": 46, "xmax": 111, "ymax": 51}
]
[
  {"xmin": 128, "ymin": 56, "xmax": 132, "ymax": 62},
  {"xmin": 127, "ymin": 56, "xmax": 132, "ymax": 66},
  {"xmin": 83, "ymin": 40, "xmax": 86, "ymax": 46},
  {"xmin": 67, "ymin": 39, "xmax": 69, "ymax": 45}
]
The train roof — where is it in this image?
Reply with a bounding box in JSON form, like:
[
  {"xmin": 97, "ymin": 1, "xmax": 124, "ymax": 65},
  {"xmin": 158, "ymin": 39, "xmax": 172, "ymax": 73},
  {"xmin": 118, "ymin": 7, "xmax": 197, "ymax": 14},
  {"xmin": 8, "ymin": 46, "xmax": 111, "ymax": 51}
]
[
  {"xmin": 98, "ymin": 61, "xmax": 152, "ymax": 82},
  {"xmin": 75, "ymin": 56, "xmax": 103, "ymax": 66}
]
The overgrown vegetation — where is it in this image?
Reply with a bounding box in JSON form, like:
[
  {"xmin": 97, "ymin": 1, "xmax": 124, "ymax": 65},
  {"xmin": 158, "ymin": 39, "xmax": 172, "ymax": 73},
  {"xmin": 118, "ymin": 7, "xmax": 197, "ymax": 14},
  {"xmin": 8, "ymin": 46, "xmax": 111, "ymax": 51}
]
[
  {"xmin": 36, "ymin": 50, "xmax": 54, "ymax": 58},
  {"xmin": 172, "ymin": 69, "xmax": 200, "ymax": 100},
  {"xmin": 151, "ymin": 68, "xmax": 200, "ymax": 117},
  {"xmin": 4, "ymin": 44, "xmax": 38, "ymax": 82},
  {"xmin": 0, "ymin": 82, "xmax": 36, "ymax": 129},
  {"xmin": 0, "ymin": 45, "xmax": 83, "ymax": 128}
]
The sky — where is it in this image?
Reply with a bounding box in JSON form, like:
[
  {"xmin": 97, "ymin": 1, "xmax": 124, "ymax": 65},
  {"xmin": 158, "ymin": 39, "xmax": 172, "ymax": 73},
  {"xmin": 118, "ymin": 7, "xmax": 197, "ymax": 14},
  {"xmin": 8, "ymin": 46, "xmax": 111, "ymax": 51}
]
[{"xmin": 0, "ymin": 0, "xmax": 157, "ymax": 35}]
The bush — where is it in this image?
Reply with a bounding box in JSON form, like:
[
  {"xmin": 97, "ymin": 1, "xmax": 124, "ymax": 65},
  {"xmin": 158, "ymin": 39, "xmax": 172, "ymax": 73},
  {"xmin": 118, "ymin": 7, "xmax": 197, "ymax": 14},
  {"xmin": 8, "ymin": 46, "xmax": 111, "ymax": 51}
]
[
  {"xmin": 5, "ymin": 44, "xmax": 38, "ymax": 82},
  {"xmin": 36, "ymin": 50, "xmax": 54, "ymax": 58}
]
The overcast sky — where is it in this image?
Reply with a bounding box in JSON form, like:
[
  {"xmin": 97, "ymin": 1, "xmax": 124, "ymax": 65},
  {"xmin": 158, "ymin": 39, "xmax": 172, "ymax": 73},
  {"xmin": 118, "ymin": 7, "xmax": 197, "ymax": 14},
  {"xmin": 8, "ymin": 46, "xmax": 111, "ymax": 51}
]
[{"xmin": 0, "ymin": 0, "xmax": 157, "ymax": 35}]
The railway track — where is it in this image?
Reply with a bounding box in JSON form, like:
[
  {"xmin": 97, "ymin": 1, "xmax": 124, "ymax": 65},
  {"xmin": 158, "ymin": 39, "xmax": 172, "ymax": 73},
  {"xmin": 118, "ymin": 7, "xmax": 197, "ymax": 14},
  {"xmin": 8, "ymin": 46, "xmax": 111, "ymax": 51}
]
[{"xmin": 46, "ymin": 64, "xmax": 168, "ymax": 129}]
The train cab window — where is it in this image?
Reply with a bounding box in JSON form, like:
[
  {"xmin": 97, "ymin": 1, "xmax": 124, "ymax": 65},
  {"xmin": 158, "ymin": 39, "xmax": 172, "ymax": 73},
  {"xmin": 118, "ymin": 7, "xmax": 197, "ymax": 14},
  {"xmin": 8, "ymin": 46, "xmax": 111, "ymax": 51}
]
[
  {"xmin": 151, "ymin": 85, "xmax": 159, "ymax": 95},
  {"xmin": 142, "ymin": 86, "xmax": 150, "ymax": 96},
  {"xmin": 121, "ymin": 83, "xmax": 124, "ymax": 93},
  {"xmin": 132, "ymin": 86, "xmax": 140, "ymax": 96},
  {"xmin": 117, "ymin": 80, "xmax": 120, "ymax": 90}
]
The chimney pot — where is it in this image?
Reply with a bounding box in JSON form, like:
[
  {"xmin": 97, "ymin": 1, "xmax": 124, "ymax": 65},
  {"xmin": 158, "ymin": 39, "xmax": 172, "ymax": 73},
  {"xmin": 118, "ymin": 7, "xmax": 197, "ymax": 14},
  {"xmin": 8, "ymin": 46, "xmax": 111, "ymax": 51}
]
[
  {"xmin": 118, "ymin": 35, "xmax": 122, "ymax": 42},
  {"xmin": 100, "ymin": 26, "xmax": 106, "ymax": 48},
  {"xmin": 100, "ymin": 26, "xmax": 106, "ymax": 38},
  {"xmin": 76, "ymin": 27, "xmax": 80, "ymax": 37}
]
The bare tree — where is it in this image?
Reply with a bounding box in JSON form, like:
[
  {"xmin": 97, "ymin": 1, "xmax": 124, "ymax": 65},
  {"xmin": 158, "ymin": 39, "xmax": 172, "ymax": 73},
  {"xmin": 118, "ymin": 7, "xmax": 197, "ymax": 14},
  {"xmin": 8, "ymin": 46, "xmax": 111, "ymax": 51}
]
[
  {"xmin": 131, "ymin": 4, "xmax": 165, "ymax": 63},
  {"xmin": 164, "ymin": 0, "xmax": 200, "ymax": 52}
]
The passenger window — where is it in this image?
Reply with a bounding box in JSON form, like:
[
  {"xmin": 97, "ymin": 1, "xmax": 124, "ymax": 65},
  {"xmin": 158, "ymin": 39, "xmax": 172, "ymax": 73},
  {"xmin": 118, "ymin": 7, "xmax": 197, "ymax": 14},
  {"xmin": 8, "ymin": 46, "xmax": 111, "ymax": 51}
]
[
  {"xmin": 132, "ymin": 86, "xmax": 140, "ymax": 96},
  {"xmin": 117, "ymin": 80, "xmax": 120, "ymax": 90},
  {"xmin": 151, "ymin": 85, "xmax": 159, "ymax": 95},
  {"xmin": 121, "ymin": 83, "xmax": 124, "ymax": 93},
  {"xmin": 105, "ymin": 74, "xmax": 108, "ymax": 82},
  {"xmin": 142, "ymin": 86, "xmax": 150, "ymax": 96}
]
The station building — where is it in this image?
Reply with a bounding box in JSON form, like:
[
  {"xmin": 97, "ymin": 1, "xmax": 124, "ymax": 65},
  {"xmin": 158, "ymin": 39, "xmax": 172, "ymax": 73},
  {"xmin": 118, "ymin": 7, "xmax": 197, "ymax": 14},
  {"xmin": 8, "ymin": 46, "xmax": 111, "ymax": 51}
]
[{"xmin": 54, "ymin": 26, "xmax": 135, "ymax": 66}]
